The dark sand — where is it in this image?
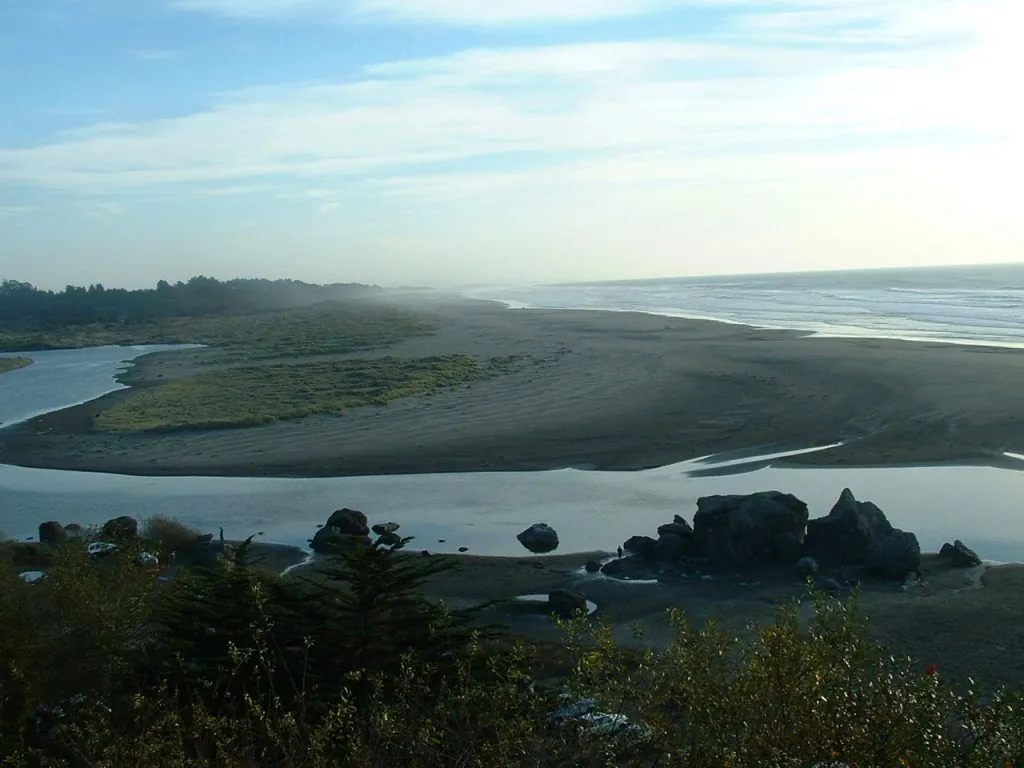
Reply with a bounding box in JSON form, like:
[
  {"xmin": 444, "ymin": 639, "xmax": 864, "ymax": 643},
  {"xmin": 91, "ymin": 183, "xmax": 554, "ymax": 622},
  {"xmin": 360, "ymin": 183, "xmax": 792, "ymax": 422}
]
[
  {"xmin": 5, "ymin": 295, "xmax": 1024, "ymax": 687},
  {"xmin": 1, "ymin": 296, "xmax": 1022, "ymax": 476}
]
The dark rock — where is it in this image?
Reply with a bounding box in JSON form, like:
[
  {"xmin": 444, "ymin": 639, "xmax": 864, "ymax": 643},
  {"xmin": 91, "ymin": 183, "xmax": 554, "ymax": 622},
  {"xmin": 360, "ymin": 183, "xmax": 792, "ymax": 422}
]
[
  {"xmin": 101, "ymin": 516, "xmax": 139, "ymax": 540},
  {"xmin": 310, "ymin": 526, "xmax": 371, "ymax": 554},
  {"xmin": 372, "ymin": 522, "xmax": 400, "ymax": 536},
  {"xmin": 673, "ymin": 514, "xmax": 689, "ymax": 526},
  {"xmin": 548, "ymin": 588, "xmax": 588, "ymax": 619},
  {"xmin": 421, "ymin": 550, "xmax": 431, "ymax": 557},
  {"xmin": 601, "ymin": 556, "xmax": 656, "ymax": 580},
  {"xmin": 656, "ymin": 533, "xmax": 687, "ymax": 562},
  {"xmin": 623, "ymin": 535, "xmax": 658, "ymax": 559},
  {"xmin": 458, "ymin": 546, "xmax": 469, "ymax": 553},
  {"xmin": 64, "ymin": 524, "xmax": 84, "ymax": 539},
  {"xmin": 657, "ymin": 521, "xmax": 693, "ymax": 539},
  {"xmin": 693, "ymin": 491, "xmax": 809, "ymax": 565},
  {"xmin": 867, "ymin": 530, "xmax": 921, "ymax": 580},
  {"xmin": 805, "ymin": 489, "xmax": 894, "ymax": 565},
  {"xmin": 38, "ymin": 521, "xmax": 67, "ymax": 546},
  {"xmin": 378, "ymin": 532, "xmax": 403, "ymax": 548},
  {"xmin": 325, "ymin": 508, "xmax": 369, "ymax": 537},
  {"xmin": 517, "ymin": 523, "xmax": 560, "ymax": 554},
  {"xmin": 585, "ymin": 559, "xmax": 602, "ymax": 573},
  {"xmin": 940, "ymin": 540, "xmax": 982, "ymax": 568},
  {"xmin": 796, "ymin": 556, "xmax": 819, "ymax": 578}
]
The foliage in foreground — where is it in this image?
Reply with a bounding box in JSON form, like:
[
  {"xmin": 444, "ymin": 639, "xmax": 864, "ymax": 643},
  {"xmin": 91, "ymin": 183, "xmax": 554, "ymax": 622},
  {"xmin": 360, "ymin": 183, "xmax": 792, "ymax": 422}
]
[
  {"xmin": 2, "ymin": 533, "xmax": 1024, "ymax": 767},
  {"xmin": 94, "ymin": 354, "xmax": 498, "ymax": 432}
]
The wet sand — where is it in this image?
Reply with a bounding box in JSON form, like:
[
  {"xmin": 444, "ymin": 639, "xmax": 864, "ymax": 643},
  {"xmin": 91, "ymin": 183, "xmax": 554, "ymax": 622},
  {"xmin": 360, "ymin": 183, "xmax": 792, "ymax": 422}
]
[{"xmin": 1, "ymin": 296, "xmax": 1022, "ymax": 476}]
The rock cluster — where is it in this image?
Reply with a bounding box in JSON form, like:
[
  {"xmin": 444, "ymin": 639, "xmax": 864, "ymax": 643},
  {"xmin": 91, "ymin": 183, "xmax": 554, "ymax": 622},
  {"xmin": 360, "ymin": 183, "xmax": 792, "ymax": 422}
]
[
  {"xmin": 604, "ymin": 487, "xmax": 973, "ymax": 586},
  {"xmin": 310, "ymin": 509, "xmax": 408, "ymax": 554}
]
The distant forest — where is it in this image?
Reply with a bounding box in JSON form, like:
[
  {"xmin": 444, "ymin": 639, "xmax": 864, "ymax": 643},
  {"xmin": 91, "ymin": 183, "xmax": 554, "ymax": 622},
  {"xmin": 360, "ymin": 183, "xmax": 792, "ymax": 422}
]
[{"xmin": 0, "ymin": 277, "xmax": 381, "ymax": 329}]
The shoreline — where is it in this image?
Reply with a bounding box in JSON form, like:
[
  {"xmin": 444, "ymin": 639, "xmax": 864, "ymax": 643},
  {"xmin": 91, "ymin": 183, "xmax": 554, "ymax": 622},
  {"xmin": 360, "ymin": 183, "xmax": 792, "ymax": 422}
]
[{"xmin": 1, "ymin": 298, "xmax": 1023, "ymax": 478}]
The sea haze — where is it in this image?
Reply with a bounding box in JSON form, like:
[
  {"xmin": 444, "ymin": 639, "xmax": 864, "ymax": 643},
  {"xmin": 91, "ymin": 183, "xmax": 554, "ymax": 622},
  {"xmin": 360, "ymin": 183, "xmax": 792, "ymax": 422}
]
[{"xmin": 469, "ymin": 263, "xmax": 1024, "ymax": 348}]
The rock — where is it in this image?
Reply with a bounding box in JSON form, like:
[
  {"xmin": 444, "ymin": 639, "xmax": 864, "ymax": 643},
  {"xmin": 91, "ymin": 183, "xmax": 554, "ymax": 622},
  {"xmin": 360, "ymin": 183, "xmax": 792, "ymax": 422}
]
[
  {"xmin": 623, "ymin": 535, "xmax": 658, "ymax": 559},
  {"xmin": 796, "ymin": 556, "xmax": 819, "ymax": 578},
  {"xmin": 38, "ymin": 521, "xmax": 67, "ymax": 546},
  {"xmin": 867, "ymin": 530, "xmax": 921, "ymax": 580},
  {"xmin": 101, "ymin": 516, "xmax": 139, "ymax": 540},
  {"xmin": 325, "ymin": 508, "xmax": 369, "ymax": 537},
  {"xmin": 517, "ymin": 523, "xmax": 560, "ymax": 554},
  {"xmin": 458, "ymin": 546, "xmax": 469, "ymax": 553},
  {"xmin": 804, "ymin": 489, "xmax": 894, "ymax": 565},
  {"xmin": 693, "ymin": 491, "xmax": 809, "ymax": 565},
  {"xmin": 657, "ymin": 521, "xmax": 693, "ymax": 539},
  {"xmin": 940, "ymin": 540, "xmax": 981, "ymax": 568},
  {"xmin": 64, "ymin": 524, "xmax": 84, "ymax": 539},
  {"xmin": 585, "ymin": 559, "xmax": 602, "ymax": 573},
  {"xmin": 601, "ymin": 556, "xmax": 657, "ymax": 581},
  {"xmin": 310, "ymin": 526, "xmax": 370, "ymax": 555},
  {"xmin": 548, "ymin": 588, "xmax": 588, "ymax": 619},
  {"xmin": 656, "ymin": 533, "xmax": 687, "ymax": 562},
  {"xmin": 371, "ymin": 522, "xmax": 400, "ymax": 536}
]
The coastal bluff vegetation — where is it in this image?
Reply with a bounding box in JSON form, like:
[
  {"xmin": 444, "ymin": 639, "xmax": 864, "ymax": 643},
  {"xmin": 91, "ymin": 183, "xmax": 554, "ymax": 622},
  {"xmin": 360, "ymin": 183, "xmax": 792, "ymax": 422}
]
[{"xmin": 3, "ymin": 516, "xmax": 1024, "ymax": 767}]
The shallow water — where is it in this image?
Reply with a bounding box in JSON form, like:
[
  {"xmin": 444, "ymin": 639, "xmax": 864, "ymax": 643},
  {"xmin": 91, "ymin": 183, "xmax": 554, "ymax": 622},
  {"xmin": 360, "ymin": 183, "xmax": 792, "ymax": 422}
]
[{"xmin": 1, "ymin": 346, "xmax": 1023, "ymax": 561}]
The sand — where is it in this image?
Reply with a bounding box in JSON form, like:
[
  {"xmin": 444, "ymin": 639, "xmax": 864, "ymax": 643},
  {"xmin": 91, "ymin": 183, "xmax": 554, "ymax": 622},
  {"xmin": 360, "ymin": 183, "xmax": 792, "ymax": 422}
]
[
  {"xmin": 1, "ymin": 295, "xmax": 1023, "ymax": 476},
  {"xmin": 4, "ymin": 294, "xmax": 1024, "ymax": 688}
]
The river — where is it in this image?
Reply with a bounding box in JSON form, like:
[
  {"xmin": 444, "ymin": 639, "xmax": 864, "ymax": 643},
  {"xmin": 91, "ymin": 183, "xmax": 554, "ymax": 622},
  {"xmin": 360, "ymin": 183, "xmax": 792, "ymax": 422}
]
[{"xmin": 2, "ymin": 347, "xmax": 1023, "ymax": 561}]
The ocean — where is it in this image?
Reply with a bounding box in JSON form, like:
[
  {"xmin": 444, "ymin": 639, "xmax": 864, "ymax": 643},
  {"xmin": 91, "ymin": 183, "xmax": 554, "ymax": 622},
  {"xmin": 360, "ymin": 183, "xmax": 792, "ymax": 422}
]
[{"xmin": 468, "ymin": 263, "xmax": 1024, "ymax": 348}]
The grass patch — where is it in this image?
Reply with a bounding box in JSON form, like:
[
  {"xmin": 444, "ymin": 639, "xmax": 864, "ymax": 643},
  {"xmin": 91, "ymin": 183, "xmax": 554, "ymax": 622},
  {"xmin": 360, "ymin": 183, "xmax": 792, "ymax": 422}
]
[
  {"xmin": 95, "ymin": 354, "xmax": 490, "ymax": 432},
  {"xmin": 0, "ymin": 356, "xmax": 33, "ymax": 374},
  {"xmin": 0, "ymin": 302, "xmax": 435, "ymax": 359}
]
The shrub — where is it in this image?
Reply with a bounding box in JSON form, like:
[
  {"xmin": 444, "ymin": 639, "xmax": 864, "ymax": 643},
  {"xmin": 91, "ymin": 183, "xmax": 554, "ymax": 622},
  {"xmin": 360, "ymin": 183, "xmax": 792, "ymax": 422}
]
[{"xmin": 141, "ymin": 516, "xmax": 203, "ymax": 551}]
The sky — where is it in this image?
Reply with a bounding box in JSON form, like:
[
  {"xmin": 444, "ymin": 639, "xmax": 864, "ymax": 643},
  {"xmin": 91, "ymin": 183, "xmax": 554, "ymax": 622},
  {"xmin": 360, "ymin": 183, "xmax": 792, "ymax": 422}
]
[{"xmin": 1, "ymin": 0, "xmax": 1022, "ymax": 290}]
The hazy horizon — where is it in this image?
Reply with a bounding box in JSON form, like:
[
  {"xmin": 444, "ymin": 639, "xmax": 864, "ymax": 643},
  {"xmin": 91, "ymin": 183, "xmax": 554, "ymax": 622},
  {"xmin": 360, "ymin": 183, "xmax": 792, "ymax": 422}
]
[{"xmin": 2, "ymin": 1, "xmax": 1022, "ymax": 290}]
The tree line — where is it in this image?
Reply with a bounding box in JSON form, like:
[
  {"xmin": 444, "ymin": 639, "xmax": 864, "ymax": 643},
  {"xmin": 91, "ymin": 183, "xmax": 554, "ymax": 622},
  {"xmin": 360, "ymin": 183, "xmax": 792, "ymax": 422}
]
[{"xmin": 0, "ymin": 276, "xmax": 381, "ymax": 329}]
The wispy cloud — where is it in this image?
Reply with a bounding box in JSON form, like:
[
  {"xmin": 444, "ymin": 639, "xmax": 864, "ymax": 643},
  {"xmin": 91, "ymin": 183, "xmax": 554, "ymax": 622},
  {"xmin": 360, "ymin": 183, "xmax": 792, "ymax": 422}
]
[
  {"xmin": 0, "ymin": 205, "xmax": 40, "ymax": 219},
  {"xmin": 2, "ymin": 0, "xmax": 1018, "ymax": 200}
]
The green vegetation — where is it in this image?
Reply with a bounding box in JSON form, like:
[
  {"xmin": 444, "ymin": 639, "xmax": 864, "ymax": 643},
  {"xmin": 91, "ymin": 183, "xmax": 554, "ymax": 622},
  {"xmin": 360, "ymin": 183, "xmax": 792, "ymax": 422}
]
[
  {"xmin": 2, "ymin": 530, "xmax": 1023, "ymax": 767},
  {"xmin": 141, "ymin": 516, "xmax": 204, "ymax": 551},
  {"xmin": 0, "ymin": 357, "xmax": 32, "ymax": 374},
  {"xmin": 95, "ymin": 355, "xmax": 489, "ymax": 432},
  {"xmin": 0, "ymin": 302, "xmax": 436, "ymax": 358}
]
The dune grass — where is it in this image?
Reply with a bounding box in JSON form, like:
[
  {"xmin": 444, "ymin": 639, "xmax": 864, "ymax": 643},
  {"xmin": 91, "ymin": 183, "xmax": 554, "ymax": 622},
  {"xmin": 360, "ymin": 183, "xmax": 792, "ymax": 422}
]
[
  {"xmin": 0, "ymin": 302, "xmax": 435, "ymax": 358},
  {"xmin": 94, "ymin": 354, "xmax": 490, "ymax": 433},
  {"xmin": 0, "ymin": 357, "xmax": 33, "ymax": 374}
]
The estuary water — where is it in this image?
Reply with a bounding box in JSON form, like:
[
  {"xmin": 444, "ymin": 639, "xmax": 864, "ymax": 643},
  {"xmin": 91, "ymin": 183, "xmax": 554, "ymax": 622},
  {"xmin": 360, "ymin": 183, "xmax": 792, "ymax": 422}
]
[{"xmin": 2, "ymin": 345, "xmax": 1023, "ymax": 561}]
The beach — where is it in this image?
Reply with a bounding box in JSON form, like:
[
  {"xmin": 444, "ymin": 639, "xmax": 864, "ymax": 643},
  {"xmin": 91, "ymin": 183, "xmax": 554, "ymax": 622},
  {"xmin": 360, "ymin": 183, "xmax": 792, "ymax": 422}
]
[{"xmin": 1, "ymin": 296, "xmax": 1022, "ymax": 476}]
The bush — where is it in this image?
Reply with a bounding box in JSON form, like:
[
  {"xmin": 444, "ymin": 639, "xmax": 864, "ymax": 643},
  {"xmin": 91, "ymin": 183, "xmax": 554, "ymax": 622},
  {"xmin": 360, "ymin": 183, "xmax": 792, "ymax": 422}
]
[
  {"xmin": 141, "ymin": 516, "xmax": 203, "ymax": 551},
  {"xmin": 3, "ymin": 532, "xmax": 1024, "ymax": 767}
]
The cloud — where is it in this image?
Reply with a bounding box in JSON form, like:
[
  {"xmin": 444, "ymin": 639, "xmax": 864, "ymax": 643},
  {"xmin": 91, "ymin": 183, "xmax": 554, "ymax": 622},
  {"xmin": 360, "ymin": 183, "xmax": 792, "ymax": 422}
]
[
  {"xmin": 0, "ymin": 205, "xmax": 40, "ymax": 219},
  {"xmin": 2, "ymin": 0, "xmax": 1018, "ymax": 200},
  {"xmin": 168, "ymin": 0, "xmax": 681, "ymax": 24}
]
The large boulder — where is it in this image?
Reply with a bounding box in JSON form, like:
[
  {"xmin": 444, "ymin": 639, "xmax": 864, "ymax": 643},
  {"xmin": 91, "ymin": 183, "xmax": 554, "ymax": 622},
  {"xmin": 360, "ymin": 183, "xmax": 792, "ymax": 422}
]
[
  {"xmin": 517, "ymin": 523, "xmax": 560, "ymax": 554},
  {"xmin": 101, "ymin": 516, "xmax": 139, "ymax": 540},
  {"xmin": 38, "ymin": 521, "xmax": 67, "ymax": 546},
  {"xmin": 623, "ymin": 535, "xmax": 658, "ymax": 559},
  {"xmin": 657, "ymin": 519, "xmax": 693, "ymax": 539},
  {"xmin": 940, "ymin": 540, "xmax": 982, "ymax": 568},
  {"xmin": 372, "ymin": 522, "xmax": 400, "ymax": 536},
  {"xmin": 867, "ymin": 530, "xmax": 921, "ymax": 580},
  {"xmin": 64, "ymin": 524, "xmax": 84, "ymax": 539},
  {"xmin": 804, "ymin": 489, "xmax": 893, "ymax": 565},
  {"xmin": 311, "ymin": 526, "xmax": 371, "ymax": 555},
  {"xmin": 548, "ymin": 588, "xmax": 588, "ymax": 618},
  {"xmin": 656, "ymin": 533, "xmax": 688, "ymax": 562},
  {"xmin": 693, "ymin": 491, "xmax": 809, "ymax": 565},
  {"xmin": 326, "ymin": 508, "xmax": 369, "ymax": 537}
]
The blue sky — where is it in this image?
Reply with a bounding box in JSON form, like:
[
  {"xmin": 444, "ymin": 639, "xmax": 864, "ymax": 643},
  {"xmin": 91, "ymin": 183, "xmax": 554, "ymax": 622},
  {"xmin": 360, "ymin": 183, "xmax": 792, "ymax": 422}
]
[{"xmin": 1, "ymin": 0, "xmax": 1021, "ymax": 289}]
